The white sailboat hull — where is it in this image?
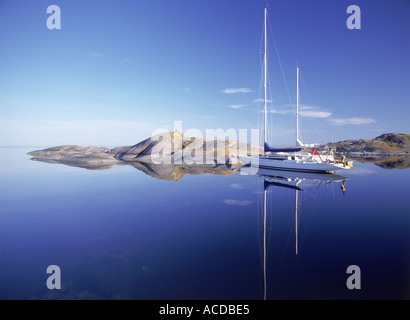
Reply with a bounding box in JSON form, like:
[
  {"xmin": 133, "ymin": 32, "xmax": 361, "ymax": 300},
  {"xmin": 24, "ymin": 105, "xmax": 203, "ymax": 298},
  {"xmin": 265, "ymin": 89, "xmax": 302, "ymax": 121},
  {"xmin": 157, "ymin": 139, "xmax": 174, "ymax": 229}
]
[
  {"xmin": 238, "ymin": 156, "xmax": 349, "ymax": 173},
  {"xmin": 241, "ymin": 167, "xmax": 347, "ymax": 182}
]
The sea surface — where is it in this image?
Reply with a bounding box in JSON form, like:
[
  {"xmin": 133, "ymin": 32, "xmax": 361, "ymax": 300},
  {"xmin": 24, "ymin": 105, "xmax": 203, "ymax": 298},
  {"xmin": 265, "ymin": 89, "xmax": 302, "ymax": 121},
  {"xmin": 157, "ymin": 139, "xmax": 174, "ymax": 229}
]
[{"xmin": 0, "ymin": 147, "xmax": 409, "ymax": 300}]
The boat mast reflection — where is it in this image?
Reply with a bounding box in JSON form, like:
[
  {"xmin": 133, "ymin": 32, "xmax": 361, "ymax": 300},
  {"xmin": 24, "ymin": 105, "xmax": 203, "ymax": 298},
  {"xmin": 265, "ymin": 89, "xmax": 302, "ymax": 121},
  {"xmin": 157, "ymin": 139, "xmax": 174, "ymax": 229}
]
[{"xmin": 242, "ymin": 167, "xmax": 347, "ymax": 300}]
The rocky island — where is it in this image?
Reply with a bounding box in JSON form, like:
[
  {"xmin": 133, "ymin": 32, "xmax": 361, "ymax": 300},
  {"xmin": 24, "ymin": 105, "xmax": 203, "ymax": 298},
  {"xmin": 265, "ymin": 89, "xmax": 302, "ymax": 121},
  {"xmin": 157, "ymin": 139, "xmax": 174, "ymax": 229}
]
[
  {"xmin": 28, "ymin": 131, "xmax": 262, "ymax": 180},
  {"xmin": 319, "ymin": 133, "xmax": 410, "ymax": 169},
  {"xmin": 320, "ymin": 133, "xmax": 410, "ymax": 156}
]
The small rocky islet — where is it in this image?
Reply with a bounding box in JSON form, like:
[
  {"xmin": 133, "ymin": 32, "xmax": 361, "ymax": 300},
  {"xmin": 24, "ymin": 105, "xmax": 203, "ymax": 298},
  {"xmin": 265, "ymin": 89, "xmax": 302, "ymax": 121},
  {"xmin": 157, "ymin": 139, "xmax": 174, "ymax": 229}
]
[{"xmin": 27, "ymin": 131, "xmax": 261, "ymax": 180}]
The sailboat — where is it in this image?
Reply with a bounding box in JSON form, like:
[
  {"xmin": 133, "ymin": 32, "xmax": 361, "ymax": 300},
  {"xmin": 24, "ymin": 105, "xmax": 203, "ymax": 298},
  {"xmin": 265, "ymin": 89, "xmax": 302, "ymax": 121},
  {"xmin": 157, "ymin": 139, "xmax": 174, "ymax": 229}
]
[{"xmin": 239, "ymin": 7, "xmax": 352, "ymax": 173}]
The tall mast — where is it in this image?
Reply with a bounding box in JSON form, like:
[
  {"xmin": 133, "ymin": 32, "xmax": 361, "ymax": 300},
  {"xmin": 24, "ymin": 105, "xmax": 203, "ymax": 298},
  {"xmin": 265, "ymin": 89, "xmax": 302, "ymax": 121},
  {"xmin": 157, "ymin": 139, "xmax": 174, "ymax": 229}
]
[
  {"xmin": 296, "ymin": 66, "xmax": 303, "ymax": 147},
  {"xmin": 263, "ymin": 7, "xmax": 268, "ymax": 151}
]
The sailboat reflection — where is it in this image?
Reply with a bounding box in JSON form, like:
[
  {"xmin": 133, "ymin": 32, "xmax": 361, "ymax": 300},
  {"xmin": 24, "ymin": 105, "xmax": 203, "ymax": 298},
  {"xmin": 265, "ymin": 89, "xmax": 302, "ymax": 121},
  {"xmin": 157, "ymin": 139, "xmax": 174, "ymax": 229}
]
[{"xmin": 241, "ymin": 167, "xmax": 347, "ymax": 300}]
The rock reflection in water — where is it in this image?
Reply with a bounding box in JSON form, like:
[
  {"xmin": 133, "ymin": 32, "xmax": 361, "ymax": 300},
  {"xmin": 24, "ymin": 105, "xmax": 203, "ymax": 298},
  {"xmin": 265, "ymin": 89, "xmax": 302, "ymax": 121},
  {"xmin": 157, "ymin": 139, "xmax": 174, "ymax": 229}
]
[{"xmin": 30, "ymin": 157, "xmax": 243, "ymax": 181}]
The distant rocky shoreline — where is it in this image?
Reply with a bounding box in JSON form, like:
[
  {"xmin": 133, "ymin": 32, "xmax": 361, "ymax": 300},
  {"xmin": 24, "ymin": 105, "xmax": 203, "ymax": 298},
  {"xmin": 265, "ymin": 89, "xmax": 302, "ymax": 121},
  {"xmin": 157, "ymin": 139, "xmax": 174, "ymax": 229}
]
[
  {"xmin": 316, "ymin": 133, "xmax": 410, "ymax": 169},
  {"xmin": 28, "ymin": 132, "xmax": 410, "ymax": 173},
  {"xmin": 319, "ymin": 133, "xmax": 410, "ymax": 157}
]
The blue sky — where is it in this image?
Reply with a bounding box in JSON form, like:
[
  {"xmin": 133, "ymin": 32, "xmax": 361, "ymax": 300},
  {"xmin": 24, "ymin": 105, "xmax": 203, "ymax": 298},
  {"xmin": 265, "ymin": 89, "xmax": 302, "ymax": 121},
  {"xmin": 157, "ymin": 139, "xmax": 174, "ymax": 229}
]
[{"xmin": 0, "ymin": 0, "xmax": 409, "ymax": 147}]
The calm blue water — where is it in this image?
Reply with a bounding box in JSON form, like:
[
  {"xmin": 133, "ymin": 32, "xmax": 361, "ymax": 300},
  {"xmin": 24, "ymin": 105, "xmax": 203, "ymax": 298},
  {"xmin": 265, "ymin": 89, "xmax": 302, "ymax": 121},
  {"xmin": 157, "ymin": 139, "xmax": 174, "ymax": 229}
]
[{"xmin": 0, "ymin": 148, "xmax": 409, "ymax": 300}]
